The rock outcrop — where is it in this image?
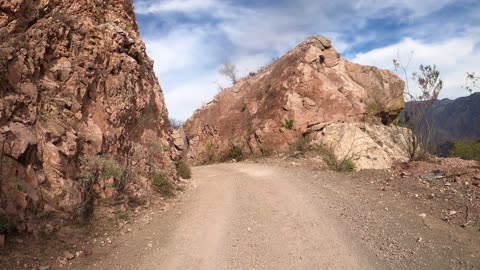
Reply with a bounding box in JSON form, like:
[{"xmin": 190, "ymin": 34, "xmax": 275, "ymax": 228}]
[
  {"xmin": 184, "ymin": 36, "xmax": 408, "ymax": 168},
  {"xmin": 313, "ymin": 123, "xmax": 410, "ymax": 170},
  {"xmin": 0, "ymin": 0, "xmax": 174, "ymax": 233}
]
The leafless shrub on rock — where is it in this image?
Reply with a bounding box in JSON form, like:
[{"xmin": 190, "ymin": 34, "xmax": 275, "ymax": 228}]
[
  {"xmin": 219, "ymin": 62, "xmax": 239, "ymax": 86},
  {"xmin": 394, "ymin": 52, "xmax": 443, "ymax": 161}
]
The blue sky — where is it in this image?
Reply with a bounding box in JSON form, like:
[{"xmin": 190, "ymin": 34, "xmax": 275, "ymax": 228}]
[{"xmin": 133, "ymin": 0, "xmax": 480, "ymax": 120}]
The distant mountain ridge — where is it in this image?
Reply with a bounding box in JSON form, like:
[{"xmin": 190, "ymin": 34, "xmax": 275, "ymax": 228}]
[{"xmin": 402, "ymin": 93, "xmax": 480, "ymax": 145}]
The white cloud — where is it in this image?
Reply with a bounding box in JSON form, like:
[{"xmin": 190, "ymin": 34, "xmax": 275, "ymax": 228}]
[
  {"xmin": 135, "ymin": 0, "xmax": 219, "ymax": 14},
  {"xmin": 351, "ymin": 35, "xmax": 480, "ymax": 99},
  {"xmin": 353, "ymin": 0, "xmax": 456, "ymax": 17},
  {"xmin": 163, "ymin": 53, "xmax": 273, "ymax": 120},
  {"xmin": 233, "ymin": 52, "xmax": 272, "ymax": 77},
  {"xmin": 163, "ymin": 71, "xmax": 222, "ymax": 120},
  {"xmin": 144, "ymin": 28, "xmax": 208, "ymax": 76},
  {"xmin": 133, "ymin": 0, "xmax": 480, "ymax": 120}
]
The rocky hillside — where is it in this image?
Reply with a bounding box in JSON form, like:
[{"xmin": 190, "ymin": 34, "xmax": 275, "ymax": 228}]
[
  {"xmin": 0, "ymin": 0, "xmax": 174, "ymax": 234},
  {"xmin": 403, "ymin": 93, "xmax": 480, "ymax": 144},
  {"xmin": 183, "ymin": 36, "xmax": 409, "ymax": 169}
]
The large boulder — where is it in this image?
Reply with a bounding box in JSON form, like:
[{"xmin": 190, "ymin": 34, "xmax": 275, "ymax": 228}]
[
  {"xmin": 0, "ymin": 0, "xmax": 175, "ymax": 232},
  {"xmin": 184, "ymin": 36, "xmax": 406, "ymax": 166},
  {"xmin": 312, "ymin": 123, "xmax": 410, "ymax": 170}
]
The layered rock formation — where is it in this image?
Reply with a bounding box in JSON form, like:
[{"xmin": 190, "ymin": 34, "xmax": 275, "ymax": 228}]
[
  {"xmin": 184, "ymin": 36, "xmax": 408, "ymax": 168},
  {"xmin": 0, "ymin": 0, "xmax": 174, "ymax": 233}
]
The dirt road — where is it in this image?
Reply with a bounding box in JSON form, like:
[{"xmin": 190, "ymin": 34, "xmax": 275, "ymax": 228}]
[{"xmin": 73, "ymin": 162, "xmax": 480, "ymax": 270}]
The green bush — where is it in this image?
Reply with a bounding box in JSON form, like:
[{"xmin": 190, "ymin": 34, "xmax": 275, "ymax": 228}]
[
  {"xmin": 290, "ymin": 134, "xmax": 310, "ymax": 154},
  {"xmin": 176, "ymin": 161, "xmax": 192, "ymax": 179},
  {"xmin": 115, "ymin": 211, "xmax": 130, "ymax": 221},
  {"xmin": 204, "ymin": 142, "xmax": 215, "ymax": 164},
  {"xmin": 282, "ymin": 119, "xmax": 294, "ymax": 130},
  {"xmin": 0, "ymin": 214, "xmax": 16, "ymax": 234},
  {"xmin": 78, "ymin": 156, "xmax": 127, "ymax": 219},
  {"xmin": 224, "ymin": 143, "xmax": 243, "ymax": 161},
  {"xmin": 80, "ymin": 156, "xmax": 126, "ymax": 183},
  {"xmin": 316, "ymin": 145, "xmax": 356, "ymax": 172},
  {"xmin": 451, "ymin": 141, "xmax": 480, "ymax": 161},
  {"xmin": 150, "ymin": 172, "xmax": 175, "ymax": 197}
]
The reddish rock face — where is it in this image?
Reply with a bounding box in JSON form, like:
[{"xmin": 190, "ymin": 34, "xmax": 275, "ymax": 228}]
[
  {"xmin": 183, "ymin": 36, "xmax": 405, "ymax": 164},
  {"xmin": 0, "ymin": 0, "xmax": 174, "ymax": 231}
]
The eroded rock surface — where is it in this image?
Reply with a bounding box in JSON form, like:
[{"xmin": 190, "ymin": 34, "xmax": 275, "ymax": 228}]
[
  {"xmin": 313, "ymin": 123, "xmax": 410, "ymax": 170},
  {"xmin": 0, "ymin": 0, "xmax": 174, "ymax": 233},
  {"xmin": 184, "ymin": 36, "xmax": 407, "ymax": 168}
]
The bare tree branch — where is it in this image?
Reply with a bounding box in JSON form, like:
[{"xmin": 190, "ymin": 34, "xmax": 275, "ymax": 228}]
[
  {"xmin": 394, "ymin": 53, "xmax": 443, "ymax": 160},
  {"xmin": 219, "ymin": 62, "xmax": 239, "ymax": 86}
]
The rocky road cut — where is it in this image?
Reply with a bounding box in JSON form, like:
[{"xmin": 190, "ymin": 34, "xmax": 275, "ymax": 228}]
[{"xmin": 73, "ymin": 163, "xmax": 480, "ymax": 270}]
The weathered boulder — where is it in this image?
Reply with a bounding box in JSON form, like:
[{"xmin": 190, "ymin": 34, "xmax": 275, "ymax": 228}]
[
  {"xmin": 0, "ymin": 0, "xmax": 175, "ymax": 232},
  {"xmin": 312, "ymin": 123, "xmax": 410, "ymax": 170},
  {"xmin": 184, "ymin": 36, "xmax": 406, "ymax": 166}
]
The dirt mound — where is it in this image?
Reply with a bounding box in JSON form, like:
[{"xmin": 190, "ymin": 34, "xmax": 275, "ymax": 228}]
[
  {"xmin": 183, "ymin": 35, "xmax": 406, "ymax": 167},
  {"xmin": 0, "ymin": 0, "xmax": 174, "ymax": 234}
]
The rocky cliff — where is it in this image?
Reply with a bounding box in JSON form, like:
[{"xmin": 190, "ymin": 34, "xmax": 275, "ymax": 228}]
[
  {"xmin": 183, "ymin": 36, "xmax": 409, "ymax": 168},
  {"xmin": 0, "ymin": 0, "xmax": 174, "ymax": 233}
]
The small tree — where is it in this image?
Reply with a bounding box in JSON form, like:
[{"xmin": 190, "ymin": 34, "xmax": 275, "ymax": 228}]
[
  {"xmin": 169, "ymin": 118, "xmax": 184, "ymax": 130},
  {"xmin": 219, "ymin": 62, "xmax": 239, "ymax": 86},
  {"xmin": 464, "ymin": 72, "xmax": 479, "ymax": 94},
  {"xmin": 394, "ymin": 53, "xmax": 443, "ymax": 160}
]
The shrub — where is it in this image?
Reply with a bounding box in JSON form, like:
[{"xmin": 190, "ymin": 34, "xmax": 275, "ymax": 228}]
[
  {"xmin": 451, "ymin": 141, "xmax": 480, "ymax": 161},
  {"xmin": 176, "ymin": 161, "xmax": 192, "ymax": 179},
  {"xmin": 169, "ymin": 118, "xmax": 184, "ymax": 129},
  {"xmin": 204, "ymin": 142, "xmax": 215, "ymax": 164},
  {"xmin": 282, "ymin": 119, "xmax": 294, "ymax": 130},
  {"xmin": 80, "ymin": 156, "xmax": 126, "ymax": 182},
  {"xmin": 290, "ymin": 134, "xmax": 310, "ymax": 154},
  {"xmin": 223, "ymin": 143, "xmax": 243, "ymax": 161},
  {"xmin": 316, "ymin": 145, "xmax": 356, "ymax": 172},
  {"xmin": 115, "ymin": 211, "xmax": 130, "ymax": 221},
  {"xmin": 78, "ymin": 156, "xmax": 126, "ymax": 219},
  {"xmin": 150, "ymin": 172, "xmax": 175, "ymax": 197},
  {"xmin": 0, "ymin": 214, "xmax": 16, "ymax": 234}
]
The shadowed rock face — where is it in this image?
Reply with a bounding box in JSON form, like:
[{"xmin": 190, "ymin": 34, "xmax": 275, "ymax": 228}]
[
  {"xmin": 183, "ymin": 36, "xmax": 405, "ymax": 165},
  {"xmin": 0, "ymin": 0, "xmax": 174, "ymax": 232}
]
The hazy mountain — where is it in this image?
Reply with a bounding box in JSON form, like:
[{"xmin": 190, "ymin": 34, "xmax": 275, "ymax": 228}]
[{"xmin": 402, "ymin": 93, "xmax": 480, "ymax": 156}]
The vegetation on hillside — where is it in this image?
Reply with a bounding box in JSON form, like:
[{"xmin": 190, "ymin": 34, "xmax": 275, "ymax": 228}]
[
  {"xmin": 150, "ymin": 172, "xmax": 175, "ymax": 197},
  {"xmin": 451, "ymin": 141, "xmax": 480, "ymax": 161},
  {"xmin": 176, "ymin": 161, "xmax": 192, "ymax": 179},
  {"xmin": 464, "ymin": 72, "xmax": 479, "ymax": 94},
  {"xmin": 394, "ymin": 54, "xmax": 443, "ymax": 161},
  {"xmin": 78, "ymin": 156, "xmax": 126, "ymax": 219}
]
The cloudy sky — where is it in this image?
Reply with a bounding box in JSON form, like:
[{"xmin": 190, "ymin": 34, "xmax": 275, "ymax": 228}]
[{"xmin": 133, "ymin": 0, "xmax": 480, "ymax": 120}]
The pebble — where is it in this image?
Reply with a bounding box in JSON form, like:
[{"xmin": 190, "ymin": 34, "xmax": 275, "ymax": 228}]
[
  {"xmin": 449, "ymin": 210, "xmax": 457, "ymax": 216},
  {"xmin": 64, "ymin": 251, "xmax": 75, "ymax": 260}
]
